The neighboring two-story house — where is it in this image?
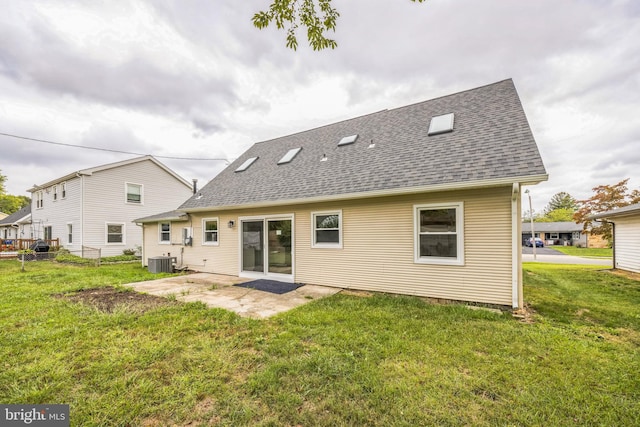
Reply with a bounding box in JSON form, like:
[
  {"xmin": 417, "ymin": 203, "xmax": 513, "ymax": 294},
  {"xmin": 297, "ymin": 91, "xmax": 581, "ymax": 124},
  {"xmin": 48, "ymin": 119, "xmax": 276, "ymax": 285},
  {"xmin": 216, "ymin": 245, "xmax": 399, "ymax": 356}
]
[{"xmin": 28, "ymin": 156, "xmax": 193, "ymax": 257}]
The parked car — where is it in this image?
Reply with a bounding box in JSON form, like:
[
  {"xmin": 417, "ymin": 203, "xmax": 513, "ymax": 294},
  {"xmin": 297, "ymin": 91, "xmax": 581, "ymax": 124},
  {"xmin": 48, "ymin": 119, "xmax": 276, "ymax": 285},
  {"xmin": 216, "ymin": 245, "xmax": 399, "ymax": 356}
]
[{"xmin": 526, "ymin": 237, "xmax": 544, "ymax": 248}]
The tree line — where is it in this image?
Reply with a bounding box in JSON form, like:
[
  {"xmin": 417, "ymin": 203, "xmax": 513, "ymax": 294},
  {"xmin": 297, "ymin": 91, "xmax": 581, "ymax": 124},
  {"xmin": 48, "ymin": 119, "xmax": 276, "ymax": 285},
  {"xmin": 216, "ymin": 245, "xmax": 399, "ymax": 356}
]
[
  {"xmin": 524, "ymin": 178, "xmax": 640, "ymax": 244},
  {"xmin": 0, "ymin": 171, "xmax": 31, "ymax": 215}
]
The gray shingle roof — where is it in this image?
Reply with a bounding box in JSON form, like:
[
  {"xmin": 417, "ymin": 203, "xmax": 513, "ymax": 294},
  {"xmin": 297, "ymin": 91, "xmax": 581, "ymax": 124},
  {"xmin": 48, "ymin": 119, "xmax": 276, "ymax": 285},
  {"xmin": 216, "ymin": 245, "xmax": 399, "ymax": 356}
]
[
  {"xmin": 181, "ymin": 79, "xmax": 547, "ymax": 211},
  {"xmin": 133, "ymin": 210, "xmax": 188, "ymax": 224},
  {"xmin": 521, "ymin": 222, "xmax": 584, "ymax": 233},
  {"xmin": 590, "ymin": 202, "xmax": 640, "ymax": 219},
  {"xmin": 0, "ymin": 205, "xmax": 31, "ymax": 225}
]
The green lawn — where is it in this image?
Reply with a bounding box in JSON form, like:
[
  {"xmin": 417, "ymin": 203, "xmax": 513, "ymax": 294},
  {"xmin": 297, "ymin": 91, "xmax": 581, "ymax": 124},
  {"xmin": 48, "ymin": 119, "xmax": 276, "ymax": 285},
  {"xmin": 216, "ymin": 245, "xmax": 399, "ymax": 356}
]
[
  {"xmin": 550, "ymin": 245, "xmax": 613, "ymax": 258},
  {"xmin": 1, "ymin": 260, "xmax": 639, "ymax": 426}
]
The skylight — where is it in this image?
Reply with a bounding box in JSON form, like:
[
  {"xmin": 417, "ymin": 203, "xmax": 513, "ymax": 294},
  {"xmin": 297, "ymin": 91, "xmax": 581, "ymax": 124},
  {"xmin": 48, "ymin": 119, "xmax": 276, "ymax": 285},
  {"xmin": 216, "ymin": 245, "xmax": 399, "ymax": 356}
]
[
  {"xmin": 278, "ymin": 147, "xmax": 302, "ymax": 165},
  {"xmin": 235, "ymin": 157, "xmax": 258, "ymax": 172},
  {"xmin": 338, "ymin": 134, "xmax": 358, "ymax": 146},
  {"xmin": 428, "ymin": 113, "xmax": 455, "ymax": 136}
]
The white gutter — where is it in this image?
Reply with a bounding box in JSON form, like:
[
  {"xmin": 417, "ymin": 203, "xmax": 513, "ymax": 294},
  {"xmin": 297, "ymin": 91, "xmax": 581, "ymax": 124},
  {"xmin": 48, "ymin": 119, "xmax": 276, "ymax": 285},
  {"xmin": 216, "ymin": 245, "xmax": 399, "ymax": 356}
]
[{"xmin": 182, "ymin": 174, "xmax": 549, "ymax": 213}]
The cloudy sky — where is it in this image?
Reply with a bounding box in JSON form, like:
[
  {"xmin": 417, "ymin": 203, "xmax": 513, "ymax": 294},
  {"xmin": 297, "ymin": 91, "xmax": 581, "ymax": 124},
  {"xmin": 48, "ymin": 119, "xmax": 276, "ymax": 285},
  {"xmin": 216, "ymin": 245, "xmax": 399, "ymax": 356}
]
[{"xmin": 1, "ymin": 0, "xmax": 639, "ymax": 215}]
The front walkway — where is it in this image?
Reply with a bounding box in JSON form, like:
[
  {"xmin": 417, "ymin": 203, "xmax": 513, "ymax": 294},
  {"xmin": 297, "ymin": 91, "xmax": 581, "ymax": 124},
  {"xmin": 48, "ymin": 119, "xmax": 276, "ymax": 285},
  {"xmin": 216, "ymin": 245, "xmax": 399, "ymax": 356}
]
[{"xmin": 124, "ymin": 273, "xmax": 341, "ymax": 319}]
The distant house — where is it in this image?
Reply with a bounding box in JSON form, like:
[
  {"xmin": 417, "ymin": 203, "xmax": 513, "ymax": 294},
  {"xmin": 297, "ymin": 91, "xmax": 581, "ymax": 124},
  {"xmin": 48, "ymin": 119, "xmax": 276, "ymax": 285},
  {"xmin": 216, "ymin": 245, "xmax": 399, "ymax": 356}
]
[
  {"xmin": 521, "ymin": 221, "xmax": 607, "ymax": 247},
  {"xmin": 591, "ymin": 203, "xmax": 640, "ymax": 273},
  {"xmin": 28, "ymin": 156, "xmax": 193, "ymax": 257},
  {"xmin": 0, "ymin": 205, "xmax": 32, "ymax": 242},
  {"xmin": 136, "ymin": 79, "xmax": 548, "ymax": 308}
]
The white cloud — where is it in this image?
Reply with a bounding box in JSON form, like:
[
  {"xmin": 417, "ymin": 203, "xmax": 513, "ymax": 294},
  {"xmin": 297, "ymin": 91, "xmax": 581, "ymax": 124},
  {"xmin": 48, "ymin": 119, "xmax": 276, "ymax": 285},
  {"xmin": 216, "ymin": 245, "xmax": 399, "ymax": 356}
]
[{"xmin": 0, "ymin": 0, "xmax": 638, "ymax": 218}]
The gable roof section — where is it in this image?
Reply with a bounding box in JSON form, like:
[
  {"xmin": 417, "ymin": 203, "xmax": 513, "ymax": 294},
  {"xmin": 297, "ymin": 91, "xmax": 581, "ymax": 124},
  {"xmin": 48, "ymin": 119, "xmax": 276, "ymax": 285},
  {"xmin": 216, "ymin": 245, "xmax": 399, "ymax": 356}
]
[
  {"xmin": 0, "ymin": 205, "xmax": 31, "ymax": 226},
  {"xmin": 27, "ymin": 155, "xmax": 192, "ymax": 192},
  {"xmin": 590, "ymin": 203, "xmax": 640, "ymax": 220},
  {"xmin": 181, "ymin": 79, "xmax": 547, "ymax": 211}
]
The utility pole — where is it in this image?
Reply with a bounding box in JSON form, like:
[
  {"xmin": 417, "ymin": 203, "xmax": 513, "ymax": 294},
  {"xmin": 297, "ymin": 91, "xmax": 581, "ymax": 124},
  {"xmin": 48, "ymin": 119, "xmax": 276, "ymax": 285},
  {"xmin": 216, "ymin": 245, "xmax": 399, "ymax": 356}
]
[{"xmin": 525, "ymin": 189, "xmax": 536, "ymax": 260}]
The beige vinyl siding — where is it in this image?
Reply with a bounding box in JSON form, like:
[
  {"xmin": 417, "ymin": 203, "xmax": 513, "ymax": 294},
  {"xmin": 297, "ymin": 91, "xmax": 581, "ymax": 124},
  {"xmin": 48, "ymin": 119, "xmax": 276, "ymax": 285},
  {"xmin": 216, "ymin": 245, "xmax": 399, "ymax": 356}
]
[
  {"xmin": 142, "ymin": 214, "xmax": 240, "ymax": 275},
  {"xmin": 613, "ymin": 216, "xmax": 640, "ymax": 273},
  {"xmin": 82, "ymin": 159, "xmax": 193, "ymax": 256},
  {"xmin": 149, "ymin": 186, "xmax": 515, "ymax": 306},
  {"xmin": 296, "ymin": 188, "xmax": 513, "ymax": 305}
]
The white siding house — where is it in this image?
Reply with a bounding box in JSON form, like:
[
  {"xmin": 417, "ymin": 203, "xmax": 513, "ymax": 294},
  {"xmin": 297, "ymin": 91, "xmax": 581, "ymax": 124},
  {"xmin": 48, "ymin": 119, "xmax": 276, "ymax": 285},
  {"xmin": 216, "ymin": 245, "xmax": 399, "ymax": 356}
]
[
  {"xmin": 0, "ymin": 205, "xmax": 32, "ymax": 241},
  {"xmin": 28, "ymin": 156, "xmax": 193, "ymax": 257},
  {"xmin": 592, "ymin": 203, "xmax": 640, "ymax": 273}
]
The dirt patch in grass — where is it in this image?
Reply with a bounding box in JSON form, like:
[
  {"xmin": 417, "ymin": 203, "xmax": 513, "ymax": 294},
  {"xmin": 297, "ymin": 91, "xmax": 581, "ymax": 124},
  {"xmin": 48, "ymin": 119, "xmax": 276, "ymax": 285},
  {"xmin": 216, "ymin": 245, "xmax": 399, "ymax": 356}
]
[
  {"xmin": 58, "ymin": 287, "xmax": 177, "ymax": 314},
  {"xmin": 607, "ymin": 269, "xmax": 640, "ymax": 282},
  {"xmin": 512, "ymin": 303, "xmax": 536, "ymax": 324}
]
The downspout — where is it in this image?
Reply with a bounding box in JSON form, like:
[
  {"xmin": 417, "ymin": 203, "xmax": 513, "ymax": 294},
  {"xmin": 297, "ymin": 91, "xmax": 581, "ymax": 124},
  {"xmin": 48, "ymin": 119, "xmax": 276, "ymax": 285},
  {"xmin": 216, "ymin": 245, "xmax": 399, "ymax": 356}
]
[
  {"xmin": 611, "ymin": 222, "xmax": 616, "ymax": 269},
  {"xmin": 137, "ymin": 222, "xmax": 145, "ymax": 267},
  {"xmin": 511, "ymin": 183, "xmax": 522, "ymax": 309}
]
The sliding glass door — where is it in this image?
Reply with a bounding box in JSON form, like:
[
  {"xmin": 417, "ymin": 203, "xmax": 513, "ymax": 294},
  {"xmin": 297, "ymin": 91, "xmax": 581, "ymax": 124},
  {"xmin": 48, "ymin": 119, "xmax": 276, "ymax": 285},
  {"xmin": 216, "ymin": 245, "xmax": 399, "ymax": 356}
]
[
  {"xmin": 242, "ymin": 220, "xmax": 264, "ymax": 272},
  {"xmin": 240, "ymin": 216, "xmax": 293, "ymax": 281}
]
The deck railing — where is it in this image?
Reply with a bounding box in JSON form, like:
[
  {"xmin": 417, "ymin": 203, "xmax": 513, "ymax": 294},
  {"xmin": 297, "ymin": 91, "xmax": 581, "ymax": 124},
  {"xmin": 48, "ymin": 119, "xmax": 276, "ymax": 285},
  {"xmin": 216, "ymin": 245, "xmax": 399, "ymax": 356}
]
[{"xmin": 0, "ymin": 238, "xmax": 60, "ymax": 252}]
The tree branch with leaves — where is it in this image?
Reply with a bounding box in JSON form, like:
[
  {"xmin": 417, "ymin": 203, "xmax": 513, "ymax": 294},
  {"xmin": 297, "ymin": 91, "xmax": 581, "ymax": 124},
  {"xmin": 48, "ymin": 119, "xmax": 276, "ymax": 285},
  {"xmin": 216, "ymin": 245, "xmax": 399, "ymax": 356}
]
[
  {"xmin": 573, "ymin": 178, "xmax": 640, "ymax": 244},
  {"xmin": 253, "ymin": 0, "xmax": 427, "ymax": 50}
]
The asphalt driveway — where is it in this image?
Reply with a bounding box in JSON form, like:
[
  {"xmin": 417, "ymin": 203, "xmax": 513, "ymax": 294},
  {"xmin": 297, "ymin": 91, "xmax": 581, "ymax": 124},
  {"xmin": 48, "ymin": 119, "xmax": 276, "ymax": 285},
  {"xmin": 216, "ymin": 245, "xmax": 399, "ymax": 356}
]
[
  {"xmin": 522, "ymin": 246, "xmax": 565, "ymax": 255},
  {"xmin": 522, "ymin": 246, "xmax": 612, "ymax": 266}
]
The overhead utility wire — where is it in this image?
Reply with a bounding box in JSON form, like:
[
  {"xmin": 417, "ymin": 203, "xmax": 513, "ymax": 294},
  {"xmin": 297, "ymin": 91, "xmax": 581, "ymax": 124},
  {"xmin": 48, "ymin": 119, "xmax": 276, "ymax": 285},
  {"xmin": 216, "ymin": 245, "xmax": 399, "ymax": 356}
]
[{"xmin": 0, "ymin": 132, "xmax": 230, "ymax": 163}]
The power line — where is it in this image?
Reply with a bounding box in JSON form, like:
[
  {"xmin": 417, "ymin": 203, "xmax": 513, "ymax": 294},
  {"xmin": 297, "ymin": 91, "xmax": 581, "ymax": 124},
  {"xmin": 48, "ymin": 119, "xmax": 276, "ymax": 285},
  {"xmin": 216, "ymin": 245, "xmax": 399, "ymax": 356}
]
[{"xmin": 0, "ymin": 132, "xmax": 230, "ymax": 163}]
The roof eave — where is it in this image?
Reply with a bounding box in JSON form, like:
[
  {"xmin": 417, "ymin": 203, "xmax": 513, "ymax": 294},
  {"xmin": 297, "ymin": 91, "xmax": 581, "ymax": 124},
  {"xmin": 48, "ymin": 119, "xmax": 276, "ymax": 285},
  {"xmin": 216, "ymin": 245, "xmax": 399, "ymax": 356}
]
[
  {"xmin": 181, "ymin": 173, "xmax": 549, "ymax": 213},
  {"xmin": 134, "ymin": 214, "xmax": 189, "ymax": 224},
  {"xmin": 590, "ymin": 207, "xmax": 640, "ymax": 220}
]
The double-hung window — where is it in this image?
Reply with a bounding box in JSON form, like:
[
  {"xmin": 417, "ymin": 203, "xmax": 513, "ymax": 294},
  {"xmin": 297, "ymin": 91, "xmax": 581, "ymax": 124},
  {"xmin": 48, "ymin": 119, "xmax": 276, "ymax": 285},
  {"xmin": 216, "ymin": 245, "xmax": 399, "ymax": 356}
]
[
  {"xmin": 312, "ymin": 211, "xmax": 342, "ymax": 248},
  {"xmin": 126, "ymin": 183, "xmax": 143, "ymax": 204},
  {"xmin": 106, "ymin": 223, "xmax": 125, "ymax": 244},
  {"xmin": 67, "ymin": 223, "xmax": 73, "ymax": 244},
  {"xmin": 202, "ymin": 218, "xmax": 219, "ymax": 245},
  {"xmin": 159, "ymin": 222, "xmax": 171, "ymax": 244},
  {"xmin": 36, "ymin": 191, "xmax": 44, "ymax": 209},
  {"xmin": 414, "ymin": 202, "xmax": 464, "ymax": 265}
]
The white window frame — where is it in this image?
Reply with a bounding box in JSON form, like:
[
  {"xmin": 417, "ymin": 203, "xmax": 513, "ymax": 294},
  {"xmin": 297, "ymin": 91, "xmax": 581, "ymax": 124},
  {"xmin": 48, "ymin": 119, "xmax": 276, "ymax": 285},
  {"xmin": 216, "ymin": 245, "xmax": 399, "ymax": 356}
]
[
  {"xmin": 311, "ymin": 210, "xmax": 343, "ymax": 249},
  {"xmin": 414, "ymin": 202, "xmax": 464, "ymax": 266},
  {"xmin": 202, "ymin": 218, "xmax": 219, "ymax": 246},
  {"xmin": 106, "ymin": 222, "xmax": 126, "ymax": 245},
  {"xmin": 61, "ymin": 182, "xmax": 67, "ymax": 199},
  {"xmin": 35, "ymin": 191, "xmax": 44, "ymax": 209},
  {"xmin": 44, "ymin": 225, "xmax": 52, "ymax": 241},
  {"xmin": 67, "ymin": 223, "xmax": 73, "ymax": 245},
  {"xmin": 125, "ymin": 182, "xmax": 143, "ymax": 204},
  {"xmin": 159, "ymin": 222, "xmax": 171, "ymax": 244},
  {"xmin": 53, "ymin": 185, "xmax": 58, "ymax": 201}
]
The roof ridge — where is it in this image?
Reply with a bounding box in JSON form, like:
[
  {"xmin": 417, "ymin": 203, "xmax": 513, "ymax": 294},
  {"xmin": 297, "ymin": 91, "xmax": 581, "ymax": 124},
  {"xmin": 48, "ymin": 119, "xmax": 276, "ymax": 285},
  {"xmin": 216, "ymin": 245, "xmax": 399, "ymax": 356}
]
[
  {"xmin": 387, "ymin": 79, "xmax": 513, "ymax": 113},
  {"xmin": 253, "ymin": 79, "xmax": 514, "ymax": 146}
]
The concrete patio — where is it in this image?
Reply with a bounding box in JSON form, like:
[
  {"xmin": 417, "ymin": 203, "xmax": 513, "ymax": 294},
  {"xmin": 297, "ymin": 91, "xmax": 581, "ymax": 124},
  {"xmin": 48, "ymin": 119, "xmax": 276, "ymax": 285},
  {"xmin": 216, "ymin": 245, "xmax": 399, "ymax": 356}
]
[{"xmin": 123, "ymin": 273, "xmax": 342, "ymax": 319}]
